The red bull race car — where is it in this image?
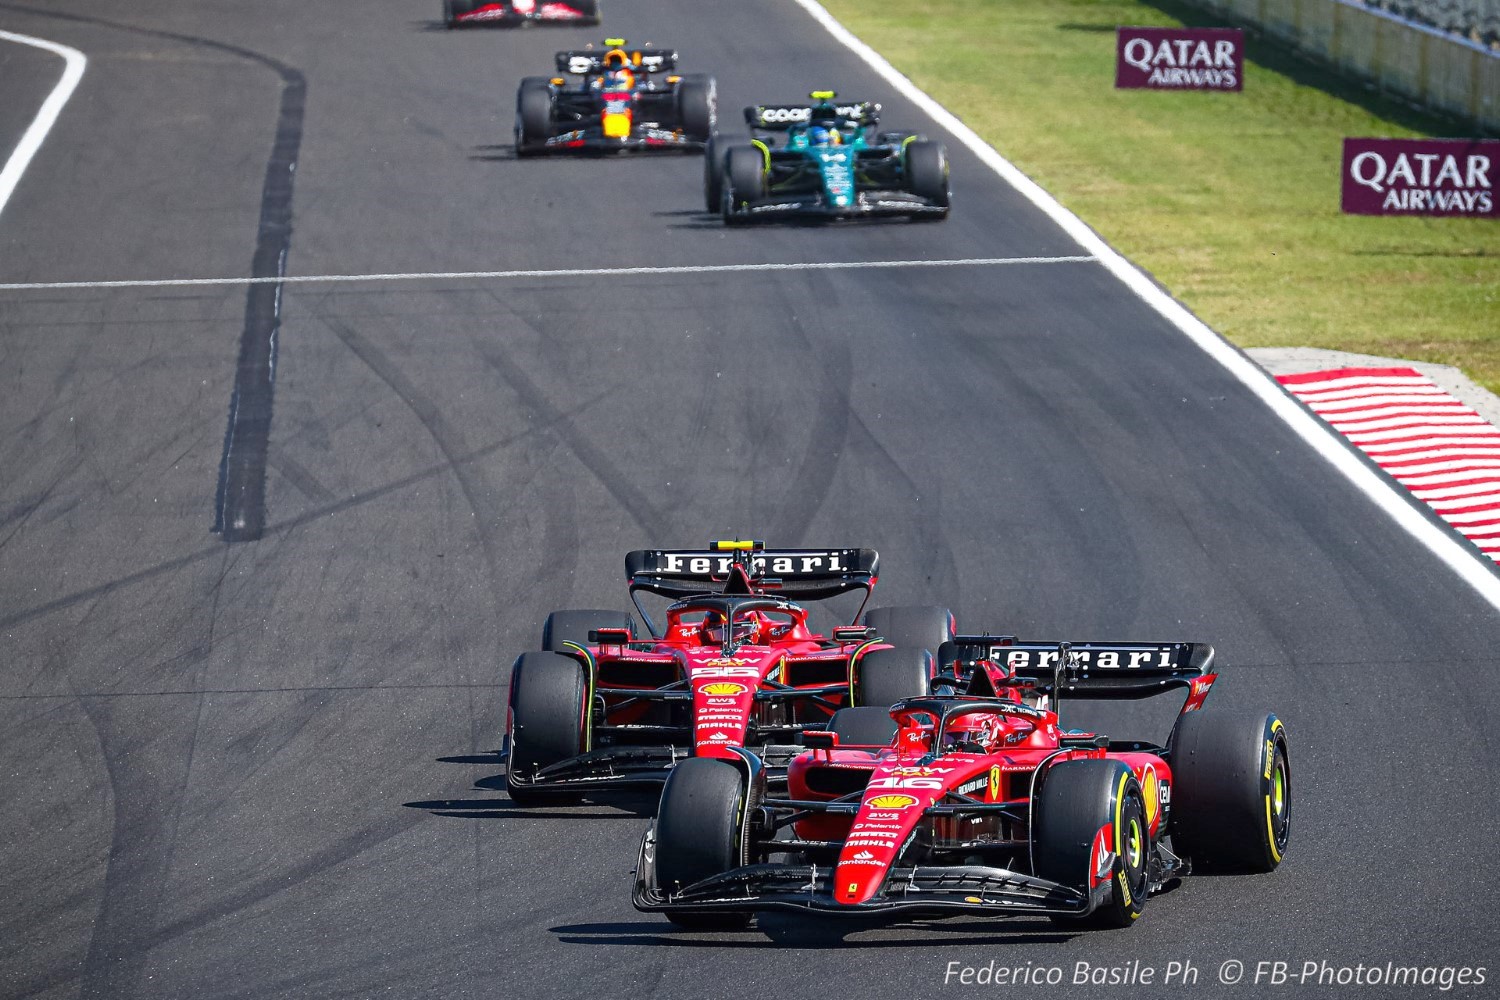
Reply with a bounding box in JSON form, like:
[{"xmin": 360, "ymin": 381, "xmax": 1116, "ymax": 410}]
[
  {"xmin": 634, "ymin": 635, "xmax": 1290, "ymax": 927},
  {"xmin": 503, "ymin": 541, "xmax": 959, "ymax": 805},
  {"xmin": 514, "ymin": 40, "xmax": 715, "ymax": 155},
  {"xmin": 444, "ymin": 0, "xmax": 600, "ymax": 27}
]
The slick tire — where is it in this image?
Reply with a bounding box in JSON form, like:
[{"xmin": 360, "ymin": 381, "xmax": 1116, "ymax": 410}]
[
  {"xmin": 722, "ymin": 145, "xmax": 766, "ymax": 224},
  {"xmin": 654, "ymin": 758, "xmax": 754, "ymax": 928},
  {"xmin": 1033, "ymin": 760, "xmax": 1149, "ymax": 929},
  {"xmin": 1168, "ymin": 710, "xmax": 1290, "ymax": 873},
  {"xmin": 445, "ymin": 0, "xmax": 477, "ymax": 27},
  {"xmin": 827, "ymin": 706, "xmax": 899, "ymax": 747},
  {"xmin": 675, "ymin": 74, "xmax": 717, "ymax": 143},
  {"xmin": 515, "ymin": 77, "xmax": 554, "ymax": 156},
  {"xmin": 541, "ymin": 609, "xmax": 634, "ymax": 652},
  {"xmin": 573, "ymin": 0, "xmax": 602, "ymax": 25},
  {"xmin": 854, "ymin": 646, "xmax": 931, "ymax": 709},
  {"xmin": 505, "ymin": 651, "xmax": 587, "ymax": 807},
  {"xmin": 703, "ymin": 134, "xmax": 727, "ymax": 213},
  {"xmin": 861, "ymin": 606, "xmax": 955, "ymax": 658},
  {"xmin": 903, "ymin": 140, "xmax": 950, "ymax": 218}
]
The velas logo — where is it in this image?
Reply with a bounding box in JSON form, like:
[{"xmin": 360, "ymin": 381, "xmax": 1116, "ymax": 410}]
[
  {"xmin": 867, "ymin": 793, "xmax": 918, "ymax": 809},
  {"xmin": 1115, "ymin": 27, "xmax": 1242, "ymax": 91},
  {"xmin": 700, "ymin": 682, "xmax": 747, "ymax": 696},
  {"xmin": 1342, "ymin": 138, "xmax": 1496, "ymax": 218}
]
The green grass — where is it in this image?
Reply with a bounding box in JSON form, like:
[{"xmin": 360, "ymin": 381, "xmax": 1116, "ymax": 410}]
[{"xmin": 822, "ymin": 0, "xmax": 1500, "ymax": 391}]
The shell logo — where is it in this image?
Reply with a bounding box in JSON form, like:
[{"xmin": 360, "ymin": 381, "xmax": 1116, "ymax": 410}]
[
  {"xmin": 1141, "ymin": 767, "xmax": 1160, "ymax": 824},
  {"xmin": 867, "ymin": 794, "xmax": 918, "ymax": 810},
  {"xmin": 701, "ymin": 682, "xmax": 747, "ymax": 696}
]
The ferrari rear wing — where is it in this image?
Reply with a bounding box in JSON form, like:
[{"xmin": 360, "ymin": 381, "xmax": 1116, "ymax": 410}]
[
  {"xmin": 938, "ymin": 637, "xmax": 1216, "ymax": 700},
  {"xmin": 625, "ymin": 544, "xmax": 878, "ymax": 600}
]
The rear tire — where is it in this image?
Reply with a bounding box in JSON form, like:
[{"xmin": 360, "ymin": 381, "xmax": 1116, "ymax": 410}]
[
  {"xmin": 1033, "ymin": 760, "xmax": 1149, "ymax": 928},
  {"xmin": 515, "ymin": 77, "xmax": 554, "ymax": 156},
  {"xmin": 541, "ymin": 609, "xmax": 634, "ymax": 652},
  {"xmin": 573, "ymin": 0, "xmax": 601, "ymax": 25},
  {"xmin": 675, "ymin": 75, "xmax": 717, "ymax": 143},
  {"xmin": 903, "ymin": 140, "xmax": 950, "ymax": 218},
  {"xmin": 654, "ymin": 758, "xmax": 754, "ymax": 928},
  {"xmin": 703, "ymin": 134, "xmax": 727, "ymax": 213},
  {"xmin": 445, "ymin": 0, "xmax": 477, "ymax": 27},
  {"xmin": 722, "ymin": 145, "xmax": 766, "ymax": 223},
  {"xmin": 827, "ymin": 706, "xmax": 898, "ymax": 747},
  {"xmin": 1168, "ymin": 710, "xmax": 1290, "ymax": 873},
  {"xmin": 855, "ymin": 646, "xmax": 931, "ymax": 708},
  {"xmin": 505, "ymin": 651, "xmax": 588, "ymax": 806},
  {"xmin": 861, "ymin": 606, "xmax": 954, "ymax": 657}
]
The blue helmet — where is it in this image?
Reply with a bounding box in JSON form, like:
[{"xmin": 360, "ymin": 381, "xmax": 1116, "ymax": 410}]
[{"xmin": 808, "ymin": 125, "xmax": 841, "ymax": 146}]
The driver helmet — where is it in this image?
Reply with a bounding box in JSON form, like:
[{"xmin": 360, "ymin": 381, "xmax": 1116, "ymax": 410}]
[
  {"xmin": 699, "ymin": 611, "xmax": 762, "ymax": 646},
  {"xmin": 603, "ymin": 67, "xmax": 635, "ymax": 92},
  {"xmin": 807, "ymin": 124, "xmax": 841, "ymax": 146},
  {"xmin": 941, "ymin": 714, "xmax": 996, "ymax": 753}
]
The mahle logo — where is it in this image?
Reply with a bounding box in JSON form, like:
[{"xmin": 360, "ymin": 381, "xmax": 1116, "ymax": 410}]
[
  {"xmin": 867, "ymin": 793, "xmax": 918, "ymax": 809},
  {"xmin": 700, "ymin": 682, "xmax": 747, "ymax": 696}
]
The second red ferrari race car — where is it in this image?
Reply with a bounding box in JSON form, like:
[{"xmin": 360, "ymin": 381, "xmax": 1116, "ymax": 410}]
[
  {"xmin": 444, "ymin": 0, "xmax": 600, "ymax": 28},
  {"xmin": 634, "ymin": 635, "xmax": 1290, "ymax": 927},
  {"xmin": 502, "ymin": 541, "xmax": 958, "ymax": 805}
]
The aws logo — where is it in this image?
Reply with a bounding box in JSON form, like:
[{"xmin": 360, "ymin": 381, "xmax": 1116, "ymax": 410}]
[
  {"xmin": 866, "ymin": 794, "xmax": 918, "ymax": 810},
  {"xmin": 700, "ymin": 682, "xmax": 747, "ymax": 696}
]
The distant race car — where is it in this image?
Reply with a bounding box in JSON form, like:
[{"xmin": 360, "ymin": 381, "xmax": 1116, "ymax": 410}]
[
  {"xmin": 444, "ymin": 0, "xmax": 600, "ymax": 28},
  {"xmin": 706, "ymin": 90, "xmax": 950, "ymax": 223},
  {"xmin": 502, "ymin": 541, "xmax": 961, "ymax": 805},
  {"xmin": 514, "ymin": 39, "xmax": 715, "ymax": 155},
  {"xmin": 634, "ymin": 635, "xmax": 1290, "ymax": 927}
]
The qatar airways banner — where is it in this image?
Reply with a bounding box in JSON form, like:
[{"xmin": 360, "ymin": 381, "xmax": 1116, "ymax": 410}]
[
  {"xmin": 1115, "ymin": 27, "xmax": 1242, "ymax": 91},
  {"xmin": 1342, "ymin": 138, "xmax": 1497, "ymax": 217}
]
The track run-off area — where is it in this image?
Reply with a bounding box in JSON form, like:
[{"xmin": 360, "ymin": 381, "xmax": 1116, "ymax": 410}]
[{"xmin": 1, "ymin": 2, "xmax": 1497, "ymax": 999}]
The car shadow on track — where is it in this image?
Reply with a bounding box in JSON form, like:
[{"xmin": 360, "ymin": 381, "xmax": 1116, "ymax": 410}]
[
  {"xmin": 552, "ymin": 915, "xmax": 1077, "ymax": 948},
  {"xmin": 404, "ymin": 753, "xmax": 658, "ymax": 819}
]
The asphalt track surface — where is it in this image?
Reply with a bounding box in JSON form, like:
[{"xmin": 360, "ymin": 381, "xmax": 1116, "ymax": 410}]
[{"xmin": 1, "ymin": 2, "xmax": 1497, "ymax": 998}]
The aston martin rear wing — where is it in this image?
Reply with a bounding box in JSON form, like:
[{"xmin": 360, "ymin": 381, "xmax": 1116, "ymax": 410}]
[
  {"xmin": 938, "ymin": 637, "xmax": 1216, "ymax": 701},
  {"xmin": 743, "ymin": 100, "xmax": 880, "ymax": 131}
]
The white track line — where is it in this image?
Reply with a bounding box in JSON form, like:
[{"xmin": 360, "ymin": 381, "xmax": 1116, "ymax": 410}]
[
  {"xmin": 790, "ymin": 0, "xmax": 1500, "ymax": 609},
  {"xmin": 0, "ymin": 30, "xmax": 86, "ymax": 222},
  {"xmin": 0, "ymin": 254, "xmax": 1097, "ymax": 291}
]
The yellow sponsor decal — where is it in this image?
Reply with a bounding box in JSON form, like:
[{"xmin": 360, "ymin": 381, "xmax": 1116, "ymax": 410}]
[
  {"xmin": 603, "ymin": 112, "xmax": 630, "ymax": 139},
  {"xmin": 1141, "ymin": 767, "xmax": 1159, "ymax": 825},
  {"xmin": 1117, "ymin": 870, "xmax": 1133, "ymax": 907},
  {"xmin": 703, "ymin": 657, "xmax": 751, "ymax": 667},
  {"xmin": 988, "ymin": 765, "xmax": 1001, "ymax": 800},
  {"xmin": 867, "ymin": 794, "xmax": 918, "ymax": 809},
  {"xmin": 1263, "ymin": 739, "xmax": 1275, "ymax": 780},
  {"xmin": 964, "ymin": 896, "xmax": 984, "ymax": 904},
  {"xmin": 701, "ymin": 682, "xmax": 747, "ymax": 696}
]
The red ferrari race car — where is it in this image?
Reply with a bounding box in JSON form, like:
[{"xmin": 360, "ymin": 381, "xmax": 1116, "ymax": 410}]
[
  {"xmin": 514, "ymin": 40, "xmax": 715, "ymax": 155},
  {"xmin": 634, "ymin": 635, "xmax": 1290, "ymax": 927},
  {"xmin": 443, "ymin": 0, "xmax": 600, "ymax": 28},
  {"xmin": 502, "ymin": 541, "xmax": 960, "ymax": 805}
]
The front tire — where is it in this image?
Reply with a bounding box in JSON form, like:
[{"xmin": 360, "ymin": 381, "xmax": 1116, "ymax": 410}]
[
  {"xmin": 675, "ymin": 75, "xmax": 716, "ymax": 143},
  {"xmin": 722, "ymin": 145, "xmax": 766, "ymax": 223},
  {"xmin": 515, "ymin": 77, "xmax": 554, "ymax": 156},
  {"xmin": 654, "ymin": 758, "xmax": 754, "ymax": 928},
  {"xmin": 903, "ymin": 140, "xmax": 950, "ymax": 219},
  {"xmin": 505, "ymin": 651, "xmax": 588, "ymax": 806},
  {"xmin": 855, "ymin": 646, "xmax": 931, "ymax": 708},
  {"xmin": 1168, "ymin": 710, "xmax": 1290, "ymax": 873},
  {"xmin": 703, "ymin": 134, "xmax": 727, "ymax": 213},
  {"xmin": 541, "ymin": 609, "xmax": 634, "ymax": 652},
  {"xmin": 1033, "ymin": 760, "xmax": 1149, "ymax": 928}
]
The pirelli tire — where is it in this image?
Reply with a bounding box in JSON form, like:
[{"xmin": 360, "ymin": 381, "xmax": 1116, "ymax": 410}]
[
  {"xmin": 703, "ymin": 134, "xmax": 728, "ymax": 212},
  {"xmin": 653, "ymin": 757, "xmax": 755, "ymax": 928},
  {"xmin": 444, "ymin": 0, "xmax": 478, "ymax": 27},
  {"xmin": 505, "ymin": 651, "xmax": 588, "ymax": 806},
  {"xmin": 722, "ymin": 145, "xmax": 767, "ymax": 224},
  {"xmin": 1168, "ymin": 710, "xmax": 1290, "ymax": 874},
  {"xmin": 572, "ymin": 0, "xmax": 602, "ymax": 25},
  {"xmin": 515, "ymin": 77, "xmax": 555, "ymax": 156},
  {"xmin": 855, "ymin": 646, "xmax": 932, "ymax": 709},
  {"xmin": 1033, "ymin": 760, "xmax": 1149, "ymax": 929},
  {"xmin": 541, "ymin": 609, "xmax": 634, "ymax": 652},
  {"xmin": 827, "ymin": 705, "xmax": 899, "ymax": 747},
  {"xmin": 903, "ymin": 139, "xmax": 950, "ymax": 218},
  {"xmin": 861, "ymin": 606, "xmax": 955, "ymax": 658},
  {"xmin": 675, "ymin": 74, "xmax": 717, "ymax": 143}
]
